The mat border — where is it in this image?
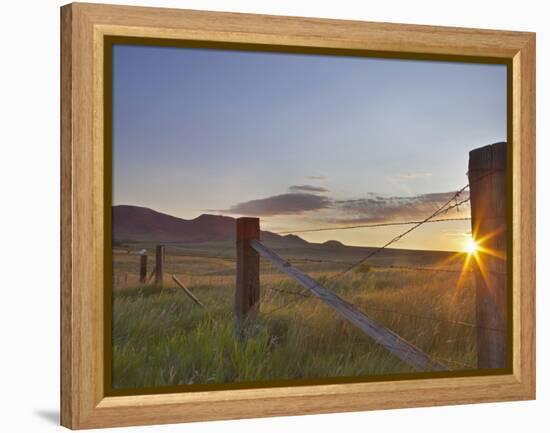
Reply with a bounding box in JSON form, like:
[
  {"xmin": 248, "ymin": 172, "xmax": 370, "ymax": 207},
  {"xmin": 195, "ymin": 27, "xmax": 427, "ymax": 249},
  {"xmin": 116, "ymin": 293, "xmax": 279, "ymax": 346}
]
[{"xmin": 61, "ymin": 2, "xmax": 535, "ymax": 429}]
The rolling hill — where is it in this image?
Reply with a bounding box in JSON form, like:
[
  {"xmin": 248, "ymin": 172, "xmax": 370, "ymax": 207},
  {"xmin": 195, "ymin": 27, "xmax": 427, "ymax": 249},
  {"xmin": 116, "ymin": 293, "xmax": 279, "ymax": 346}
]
[
  {"xmin": 113, "ymin": 205, "xmax": 460, "ymax": 268},
  {"xmin": 112, "ymin": 205, "xmax": 307, "ymax": 245}
]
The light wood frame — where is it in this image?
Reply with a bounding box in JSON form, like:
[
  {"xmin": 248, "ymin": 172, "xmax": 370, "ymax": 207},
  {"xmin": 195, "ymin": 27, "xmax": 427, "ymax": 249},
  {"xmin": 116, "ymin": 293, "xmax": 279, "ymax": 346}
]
[{"xmin": 61, "ymin": 2, "xmax": 536, "ymax": 429}]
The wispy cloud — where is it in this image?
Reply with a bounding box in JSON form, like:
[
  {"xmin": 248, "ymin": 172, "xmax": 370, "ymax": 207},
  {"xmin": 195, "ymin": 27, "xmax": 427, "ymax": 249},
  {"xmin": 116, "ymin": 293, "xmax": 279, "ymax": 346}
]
[
  {"xmin": 334, "ymin": 191, "xmax": 470, "ymax": 223},
  {"xmin": 289, "ymin": 184, "xmax": 329, "ymax": 193},
  {"xmin": 222, "ymin": 185, "xmax": 469, "ymax": 222},
  {"xmin": 395, "ymin": 172, "xmax": 433, "ymax": 180},
  {"xmin": 224, "ymin": 193, "xmax": 332, "ymax": 216},
  {"xmin": 306, "ymin": 175, "xmax": 327, "ymax": 180},
  {"xmin": 442, "ymin": 230, "xmax": 472, "ymax": 238}
]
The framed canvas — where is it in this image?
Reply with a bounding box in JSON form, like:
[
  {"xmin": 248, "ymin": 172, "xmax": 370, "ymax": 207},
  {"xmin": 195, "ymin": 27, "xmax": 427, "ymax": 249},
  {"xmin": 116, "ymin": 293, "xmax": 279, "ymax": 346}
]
[{"xmin": 60, "ymin": 2, "xmax": 536, "ymax": 429}]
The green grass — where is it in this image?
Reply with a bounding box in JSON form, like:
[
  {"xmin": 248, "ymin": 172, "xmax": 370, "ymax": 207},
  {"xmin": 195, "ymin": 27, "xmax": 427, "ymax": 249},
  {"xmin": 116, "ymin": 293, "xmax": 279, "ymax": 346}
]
[{"xmin": 112, "ymin": 248, "xmax": 476, "ymax": 390}]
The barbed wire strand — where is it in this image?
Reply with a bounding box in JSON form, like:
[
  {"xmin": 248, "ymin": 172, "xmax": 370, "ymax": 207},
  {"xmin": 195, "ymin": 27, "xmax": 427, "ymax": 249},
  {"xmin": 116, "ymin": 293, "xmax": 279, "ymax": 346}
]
[
  {"xmin": 275, "ymin": 216, "xmax": 471, "ymax": 235},
  {"xmin": 263, "ymin": 285, "xmax": 505, "ymax": 334},
  {"xmin": 272, "ymin": 168, "xmax": 505, "ymax": 238},
  {"xmin": 260, "ymin": 185, "xmax": 471, "ymax": 316},
  {"xmin": 324, "ymin": 184, "xmax": 470, "ymax": 286},
  {"xmin": 261, "ymin": 186, "xmax": 506, "ymax": 317},
  {"xmin": 162, "ymin": 249, "xmax": 469, "ymax": 275}
]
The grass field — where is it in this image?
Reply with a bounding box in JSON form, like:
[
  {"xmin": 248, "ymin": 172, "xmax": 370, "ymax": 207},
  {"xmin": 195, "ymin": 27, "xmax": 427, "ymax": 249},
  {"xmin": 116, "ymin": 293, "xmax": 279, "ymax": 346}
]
[{"xmin": 111, "ymin": 241, "xmax": 476, "ymax": 390}]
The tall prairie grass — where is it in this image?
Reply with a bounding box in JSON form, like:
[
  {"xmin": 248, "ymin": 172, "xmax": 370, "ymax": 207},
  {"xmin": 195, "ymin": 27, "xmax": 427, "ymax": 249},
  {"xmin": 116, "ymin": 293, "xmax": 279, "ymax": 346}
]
[{"xmin": 112, "ymin": 248, "xmax": 476, "ymax": 389}]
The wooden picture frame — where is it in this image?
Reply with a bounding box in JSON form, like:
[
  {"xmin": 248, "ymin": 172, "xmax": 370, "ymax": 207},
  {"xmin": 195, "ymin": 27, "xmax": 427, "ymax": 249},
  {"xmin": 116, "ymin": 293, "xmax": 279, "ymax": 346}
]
[{"xmin": 61, "ymin": 2, "xmax": 535, "ymax": 429}]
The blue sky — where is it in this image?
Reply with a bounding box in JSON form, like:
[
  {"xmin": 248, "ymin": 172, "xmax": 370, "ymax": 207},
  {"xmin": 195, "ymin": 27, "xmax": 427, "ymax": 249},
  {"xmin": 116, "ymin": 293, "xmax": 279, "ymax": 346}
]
[{"xmin": 112, "ymin": 44, "xmax": 506, "ymax": 251}]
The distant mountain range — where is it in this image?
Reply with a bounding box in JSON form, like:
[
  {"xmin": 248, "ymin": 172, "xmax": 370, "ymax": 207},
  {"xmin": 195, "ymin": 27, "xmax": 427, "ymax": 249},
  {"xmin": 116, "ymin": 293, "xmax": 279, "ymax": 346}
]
[
  {"xmin": 112, "ymin": 205, "xmax": 310, "ymax": 245},
  {"xmin": 112, "ymin": 205, "xmax": 457, "ymax": 267}
]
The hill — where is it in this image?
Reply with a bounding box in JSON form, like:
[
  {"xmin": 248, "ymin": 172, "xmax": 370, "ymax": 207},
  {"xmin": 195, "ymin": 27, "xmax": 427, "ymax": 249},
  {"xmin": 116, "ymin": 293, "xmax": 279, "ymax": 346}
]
[
  {"xmin": 112, "ymin": 205, "xmax": 309, "ymax": 245},
  {"xmin": 113, "ymin": 205, "xmax": 459, "ymax": 268}
]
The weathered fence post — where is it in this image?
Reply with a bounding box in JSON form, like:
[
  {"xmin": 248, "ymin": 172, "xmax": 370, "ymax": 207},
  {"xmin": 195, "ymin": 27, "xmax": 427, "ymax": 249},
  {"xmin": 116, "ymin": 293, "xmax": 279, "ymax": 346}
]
[
  {"xmin": 235, "ymin": 217, "xmax": 260, "ymax": 323},
  {"xmin": 139, "ymin": 253, "xmax": 148, "ymax": 284},
  {"xmin": 468, "ymin": 142, "xmax": 507, "ymax": 369},
  {"xmin": 155, "ymin": 245, "xmax": 165, "ymax": 288}
]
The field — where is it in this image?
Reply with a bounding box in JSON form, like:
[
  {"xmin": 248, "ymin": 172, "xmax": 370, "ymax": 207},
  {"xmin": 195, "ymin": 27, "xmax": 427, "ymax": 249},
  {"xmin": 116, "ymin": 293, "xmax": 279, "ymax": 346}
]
[{"xmin": 111, "ymin": 240, "xmax": 476, "ymax": 390}]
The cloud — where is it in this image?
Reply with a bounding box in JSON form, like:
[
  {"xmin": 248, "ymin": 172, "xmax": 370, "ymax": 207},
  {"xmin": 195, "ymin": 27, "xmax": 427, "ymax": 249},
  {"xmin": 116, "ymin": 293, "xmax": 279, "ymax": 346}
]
[
  {"xmin": 395, "ymin": 172, "xmax": 433, "ymax": 180},
  {"xmin": 443, "ymin": 230, "xmax": 472, "ymax": 238},
  {"xmin": 334, "ymin": 191, "xmax": 470, "ymax": 223},
  {"xmin": 306, "ymin": 175, "xmax": 327, "ymax": 180},
  {"xmin": 289, "ymin": 184, "xmax": 329, "ymax": 193},
  {"xmin": 225, "ymin": 193, "xmax": 332, "ymax": 216},
  {"xmin": 221, "ymin": 186, "xmax": 469, "ymax": 222}
]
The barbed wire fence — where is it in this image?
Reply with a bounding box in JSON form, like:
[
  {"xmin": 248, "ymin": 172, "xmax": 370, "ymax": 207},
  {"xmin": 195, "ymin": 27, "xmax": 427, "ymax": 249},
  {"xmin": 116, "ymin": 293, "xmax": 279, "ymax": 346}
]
[
  {"xmin": 258, "ymin": 167, "xmax": 506, "ymax": 326},
  {"xmin": 136, "ymin": 185, "xmax": 475, "ymax": 344},
  {"xmin": 243, "ymin": 182, "xmax": 483, "ymax": 370},
  {"xmin": 258, "ymin": 184, "xmax": 472, "ymax": 318},
  {"xmin": 114, "ymin": 186, "xmax": 475, "ymax": 332},
  {"xmin": 115, "ymin": 163, "xmax": 508, "ymax": 371}
]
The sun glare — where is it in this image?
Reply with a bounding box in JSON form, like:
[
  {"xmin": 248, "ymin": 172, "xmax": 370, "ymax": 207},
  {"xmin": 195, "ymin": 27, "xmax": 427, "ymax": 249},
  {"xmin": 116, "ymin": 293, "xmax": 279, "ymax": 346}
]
[{"xmin": 464, "ymin": 237, "xmax": 479, "ymax": 255}]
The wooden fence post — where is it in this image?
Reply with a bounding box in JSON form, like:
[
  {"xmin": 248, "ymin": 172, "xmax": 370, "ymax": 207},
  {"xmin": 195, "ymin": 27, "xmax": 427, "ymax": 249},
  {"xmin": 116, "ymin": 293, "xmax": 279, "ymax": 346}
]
[
  {"xmin": 139, "ymin": 253, "xmax": 148, "ymax": 284},
  {"xmin": 155, "ymin": 245, "xmax": 165, "ymax": 288},
  {"xmin": 235, "ymin": 217, "xmax": 260, "ymax": 322},
  {"xmin": 468, "ymin": 142, "xmax": 507, "ymax": 369}
]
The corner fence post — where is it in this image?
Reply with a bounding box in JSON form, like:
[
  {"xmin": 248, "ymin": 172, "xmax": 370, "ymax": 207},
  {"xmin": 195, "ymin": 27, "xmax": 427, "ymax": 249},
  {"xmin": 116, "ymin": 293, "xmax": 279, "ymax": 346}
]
[
  {"xmin": 468, "ymin": 142, "xmax": 507, "ymax": 369},
  {"xmin": 235, "ymin": 217, "xmax": 260, "ymax": 323},
  {"xmin": 139, "ymin": 253, "xmax": 148, "ymax": 284},
  {"xmin": 155, "ymin": 245, "xmax": 165, "ymax": 288}
]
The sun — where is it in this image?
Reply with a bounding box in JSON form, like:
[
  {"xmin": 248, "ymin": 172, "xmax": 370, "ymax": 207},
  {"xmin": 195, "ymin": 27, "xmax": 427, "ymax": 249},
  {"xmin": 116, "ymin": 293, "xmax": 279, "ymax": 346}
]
[{"xmin": 463, "ymin": 237, "xmax": 479, "ymax": 255}]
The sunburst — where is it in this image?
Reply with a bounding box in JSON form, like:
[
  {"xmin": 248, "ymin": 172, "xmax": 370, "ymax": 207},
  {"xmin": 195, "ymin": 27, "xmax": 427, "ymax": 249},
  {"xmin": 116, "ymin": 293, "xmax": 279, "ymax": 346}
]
[{"xmin": 463, "ymin": 237, "xmax": 479, "ymax": 255}]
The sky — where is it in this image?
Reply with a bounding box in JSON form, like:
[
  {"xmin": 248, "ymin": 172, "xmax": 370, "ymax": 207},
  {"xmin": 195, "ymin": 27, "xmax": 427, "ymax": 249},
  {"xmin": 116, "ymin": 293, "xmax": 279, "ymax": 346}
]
[{"xmin": 112, "ymin": 44, "xmax": 507, "ymax": 251}]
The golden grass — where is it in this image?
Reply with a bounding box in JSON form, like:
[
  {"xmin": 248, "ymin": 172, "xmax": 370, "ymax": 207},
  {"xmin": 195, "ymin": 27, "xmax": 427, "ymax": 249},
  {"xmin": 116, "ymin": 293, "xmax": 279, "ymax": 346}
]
[{"xmin": 111, "ymin": 248, "xmax": 477, "ymax": 389}]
